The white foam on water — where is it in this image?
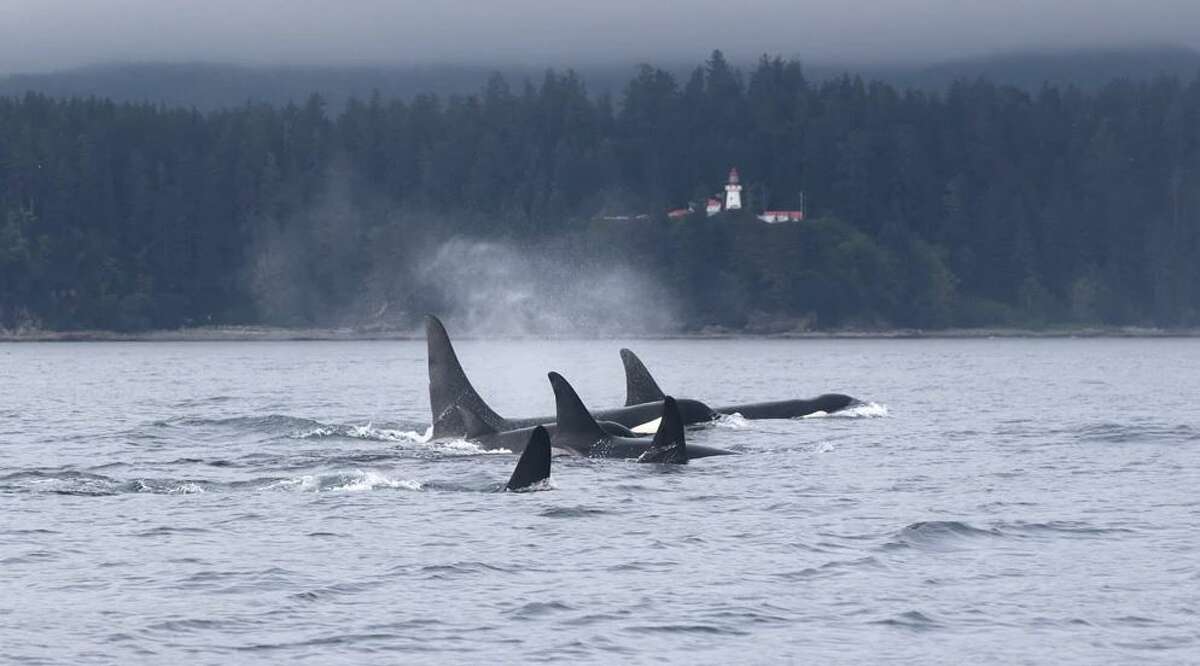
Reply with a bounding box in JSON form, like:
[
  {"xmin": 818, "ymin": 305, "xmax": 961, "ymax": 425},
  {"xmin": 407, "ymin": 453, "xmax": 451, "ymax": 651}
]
[
  {"xmin": 806, "ymin": 402, "xmax": 890, "ymax": 419},
  {"xmin": 713, "ymin": 413, "xmax": 752, "ymax": 429},
  {"xmin": 291, "ymin": 422, "xmax": 433, "ymax": 442},
  {"xmin": 266, "ymin": 470, "xmax": 423, "ymax": 493},
  {"xmin": 296, "ymin": 421, "xmax": 505, "ymax": 456},
  {"xmin": 169, "ymin": 482, "xmax": 206, "ymax": 494},
  {"xmin": 815, "ymin": 442, "xmax": 836, "ymax": 453},
  {"xmin": 508, "ymin": 478, "xmax": 557, "ymax": 493},
  {"xmin": 292, "ymin": 425, "xmax": 338, "ymax": 438},
  {"xmin": 434, "ymin": 438, "xmax": 513, "ymax": 455},
  {"xmin": 265, "ymin": 475, "xmax": 320, "ymax": 492},
  {"xmin": 346, "ymin": 423, "xmax": 433, "ymax": 443},
  {"xmin": 331, "ymin": 470, "xmax": 423, "ymax": 492}
]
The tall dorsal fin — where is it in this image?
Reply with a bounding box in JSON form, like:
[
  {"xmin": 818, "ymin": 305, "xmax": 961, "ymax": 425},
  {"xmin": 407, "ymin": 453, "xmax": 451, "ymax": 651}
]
[
  {"xmin": 639, "ymin": 396, "xmax": 688, "ymax": 464},
  {"xmin": 507, "ymin": 426, "xmax": 551, "ymax": 491},
  {"xmin": 620, "ymin": 348, "xmax": 666, "ymax": 406},
  {"xmin": 547, "ymin": 372, "xmax": 606, "ymax": 438},
  {"xmin": 426, "ymin": 315, "xmax": 508, "ymax": 439},
  {"xmin": 456, "ymin": 406, "xmax": 498, "ymax": 438}
]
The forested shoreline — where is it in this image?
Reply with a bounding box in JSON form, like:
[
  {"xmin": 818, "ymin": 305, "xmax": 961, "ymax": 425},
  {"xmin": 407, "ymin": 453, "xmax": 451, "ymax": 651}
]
[{"xmin": 2, "ymin": 51, "xmax": 1199, "ymax": 333}]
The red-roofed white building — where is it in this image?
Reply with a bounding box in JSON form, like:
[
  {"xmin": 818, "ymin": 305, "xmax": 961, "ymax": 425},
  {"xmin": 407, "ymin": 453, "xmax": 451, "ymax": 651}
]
[{"xmin": 757, "ymin": 210, "xmax": 804, "ymax": 224}]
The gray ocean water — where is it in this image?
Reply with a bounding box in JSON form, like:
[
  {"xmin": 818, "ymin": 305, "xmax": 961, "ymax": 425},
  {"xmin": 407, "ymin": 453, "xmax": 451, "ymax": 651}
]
[{"xmin": 2, "ymin": 338, "xmax": 1198, "ymax": 663}]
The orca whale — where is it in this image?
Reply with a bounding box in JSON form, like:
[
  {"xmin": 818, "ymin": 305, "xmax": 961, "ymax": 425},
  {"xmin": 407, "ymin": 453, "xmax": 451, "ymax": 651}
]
[
  {"xmin": 459, "ymin": 373, "xmax": 734, "ymax": 460},
  {"xmin": 506, "ymin": 426, "xmax": 553, "ymax": 491},
  {"xmin": 425, "ymin": 315, "xmax": 715, "ymax": 439},
  {"xmin": 620, "ymin": 348, "xmax": 859, "ymax": 419},
  {"xmin": 456, "ymin": 405, "xmax": 637, "ymax": 453}
]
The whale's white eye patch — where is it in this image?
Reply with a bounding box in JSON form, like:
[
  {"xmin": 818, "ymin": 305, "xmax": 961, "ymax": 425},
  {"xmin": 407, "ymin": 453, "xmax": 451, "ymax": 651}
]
[{"xmin": 631, "ymin": 417, "xmax": 661, "ymax": 434}]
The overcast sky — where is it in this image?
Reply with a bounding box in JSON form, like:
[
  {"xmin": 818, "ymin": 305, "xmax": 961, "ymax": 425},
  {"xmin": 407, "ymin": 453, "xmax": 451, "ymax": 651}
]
[{"xmin": 1, "ymin": 0, "xmax": 1196, "ymax": 74}]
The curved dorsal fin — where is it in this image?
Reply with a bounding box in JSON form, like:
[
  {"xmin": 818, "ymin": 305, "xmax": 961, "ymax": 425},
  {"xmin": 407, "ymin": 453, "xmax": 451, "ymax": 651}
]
[
  {"xmin": 638, "ymin": 396, "xmax": 688, "ymax": 464},
  {"xmin": 620, "ymin": 348, "xmax": 666, "ymax": 406},
  {"xmin": 548, "ymin": 372, "xmax": 606, "ymax": 438},
  {"xmin": 507, "ymin": 426, "xmax": 552, "ymax": 491},
  {"xmin": 426, "ymin": 315, "xmax": 508, "ymax": 439}
]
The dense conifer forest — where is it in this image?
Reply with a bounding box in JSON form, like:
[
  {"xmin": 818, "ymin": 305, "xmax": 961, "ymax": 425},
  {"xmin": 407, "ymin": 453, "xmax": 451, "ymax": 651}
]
[{"xmin": 1, "ymin": 51, "xmax": 1198, "ymax": 332}]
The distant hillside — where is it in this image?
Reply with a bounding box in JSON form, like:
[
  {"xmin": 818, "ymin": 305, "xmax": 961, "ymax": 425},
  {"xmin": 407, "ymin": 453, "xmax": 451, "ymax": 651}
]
[
  {"xmin": 3, "ymin": 50, "xmax": 1200, "ymax": 333},
  {"xmin": 0, "ymin": 62, "xmax": 649, "ymax": 110},
  {"xmin": 878, "ymin": 45, "xmax": 1200, "ymax": 91},
  {"xmin": 2, "ymin": 47, "xmax": 1198, "ymax": 110}
]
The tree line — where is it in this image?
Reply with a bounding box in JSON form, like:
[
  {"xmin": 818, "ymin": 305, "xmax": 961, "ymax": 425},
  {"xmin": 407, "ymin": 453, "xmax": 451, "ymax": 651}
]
[{"xmin": 2, "ymin": 51, "xmax": 1198, "ymax": 332}]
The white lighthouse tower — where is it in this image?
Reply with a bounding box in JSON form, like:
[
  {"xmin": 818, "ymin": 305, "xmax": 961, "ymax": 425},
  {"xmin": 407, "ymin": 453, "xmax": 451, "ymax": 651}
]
[{"xmin": 724, "ymin": 167, "xmax": 743, "ymax": 211}]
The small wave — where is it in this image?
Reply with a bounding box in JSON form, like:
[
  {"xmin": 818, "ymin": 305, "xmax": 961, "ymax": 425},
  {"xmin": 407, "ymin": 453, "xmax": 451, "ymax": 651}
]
[
  {"xmin": 539, "ymin": 505, "xmax": 611, "ymax": 518},
  {"xmin": 713, "ymin": 413, "xmax": 752, "ymax": 429},
  {"xmin": 505, "ymin": 601, "xmax": 575, "ymax": 619},
  {"xmin": 901, "ymin": 520, "xmax": 1000, "ymax": 538},
  {"xmin": 288, "ymin": 582, "xmax": 368, "ymax": 603},
  {"xmin": 234, "ymin": 633, "xmax": 404, "ymax": 652},
  {"xmin": 626, "ymin": 623, "xmax": 749, "ymax": 636},
  {"xmin": 156, "ymin": 414, "xmax": 325, "ymax": 431},
  {"xmin": 0, "ymin": 470, "xmax": 121, "ymax": 496},
  {"xmin": 416, "ymin": 561, "xmax": 514, "ymax": 579},
  {"xmin": 1113, "ymin": 615, "xmax": 1161, "ymax": 627},
  {"xmin": 998, "ymin": 520, "xmax": 1137, "ymax": 537},
  {"xmin": 291, "ymin": 424, "xmax": 501, "ymax": 458},
  {"xmin": 807, "ymin": 401, "xmax": 889, "ymax": 418},
  {"xmin": 698, "ymin": 607, "xmax": 793, "ymax": 626},
  {"xmin": 265, "ymin": 470, "xmax": 423, "ymax": 493},
  {"xmin": 0, "ymin": 550, "xmax": 58, "ymax": 566},
  {"xmin": 605, "ymin": 561, "xmax": 680, "ymax": 573},
  {"xmin": 775, "ymin": 556, "xmax": 882, "ymax": 581},
  {"xmin": 886, "ymin": 521, "xmax": 1001, "ymax": 550},
  {"xmin": 871, "ymin": 610, "xmax": 942, "ymax": 631},
  {"xmin": 290, "ymin": 422, "xmax": 432, "ymax": 443},
  {"xmin": 420, "ymin": 437, "xmax": 512, "ymax": 456},
  {"xmin": 1075, "ymin": 422, "xmax": 1198, "ymax": 444},
  {"xmin": 0, "ymin": 471, "xmax": 208, "ymax": 496},
  {"xmin": 170, "ymin": 395, "xmax": 237, "ymax": 408},
  {"xmin": 507, "ymin": 478, "xmax": 556, "ymax": 493},
  {"xmin": 146, "ymin": 617, "xmax": 235, "ymax": 633},
  {"xmin": 129, "ymin": 479, "xmax": 208, "ymax": 495},
  {"xmin": 134, "ymin": 526, "xmax": 212, "ymax": 537}
]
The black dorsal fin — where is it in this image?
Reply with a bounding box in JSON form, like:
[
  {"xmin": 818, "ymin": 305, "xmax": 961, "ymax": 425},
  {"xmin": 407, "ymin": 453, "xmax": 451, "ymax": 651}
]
[
  {"xmin": 620, "ymin": 348, "xmax": 666, "ymax": 406},
  {"xmin": 507, "ymin": 426, "xmax": 552, "ymax": 491},
  {"xmin": 548, "ymin": 372, "xmax": 606, "ymax": 438},
  {"xmin": 456, "ymin": 406, "xmax": 498, "ymax": 438},
  {"xmin": 638, "ymin": 396, "xmax": 688, "ymax": 464},
  {"xmin": 426, "ymin": 315, "xmax": 508, "ymax": 439}
]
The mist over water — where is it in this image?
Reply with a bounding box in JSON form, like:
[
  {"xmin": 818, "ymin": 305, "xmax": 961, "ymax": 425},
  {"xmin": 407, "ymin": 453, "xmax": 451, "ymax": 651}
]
[
  {"xmin": 416, "ymin": 238, "xmax": 679, "ymax": 337},
  {"xmin": 244, "ymin": 168, "xmax": 677, "ymax": 336}
]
